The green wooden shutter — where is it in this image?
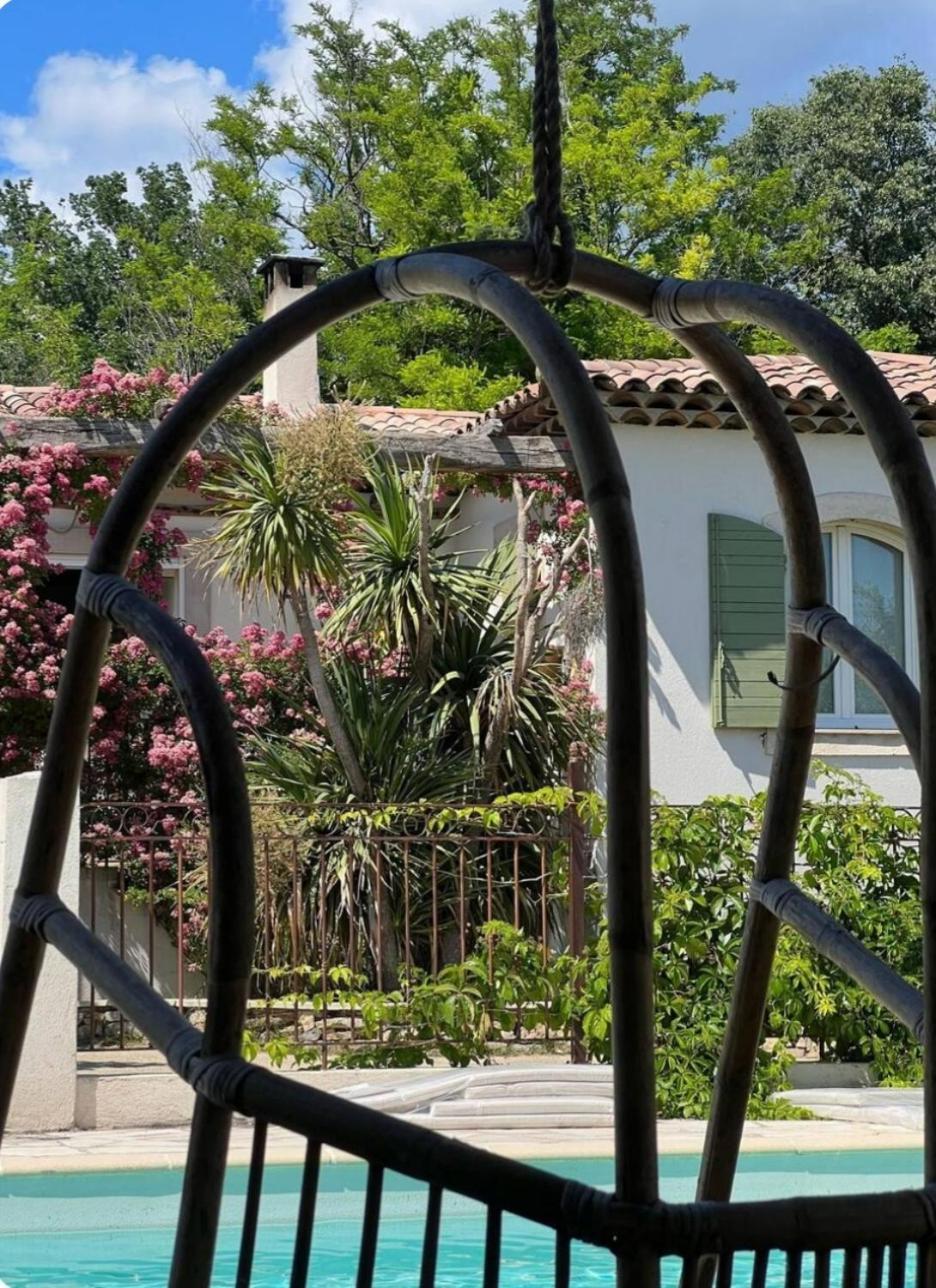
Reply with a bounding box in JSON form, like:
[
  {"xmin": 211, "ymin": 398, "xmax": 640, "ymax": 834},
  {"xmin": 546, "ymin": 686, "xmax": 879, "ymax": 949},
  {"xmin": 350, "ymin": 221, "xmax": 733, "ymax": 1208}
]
[{"xmin": 709, "ymin": 514, "xmax": 786, "ymax": 728}]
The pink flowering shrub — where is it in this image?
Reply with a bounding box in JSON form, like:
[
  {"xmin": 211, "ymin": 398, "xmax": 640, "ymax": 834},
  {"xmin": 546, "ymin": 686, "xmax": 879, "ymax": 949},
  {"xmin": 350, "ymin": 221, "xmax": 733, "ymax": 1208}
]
[
  {"xmin": 0, "ymin": 429, "xmax": 199, "ymax": 774},
  {"xmin": 39, "ymin": 358, "xmax": 274, "ymax": 429},
  {"xmin": 89, "ymin": 623, "xmax": 316, "ymax": 802},
  {"xmin": 38, "ymin": 359, "xmax": 191, "ymax": 420}
]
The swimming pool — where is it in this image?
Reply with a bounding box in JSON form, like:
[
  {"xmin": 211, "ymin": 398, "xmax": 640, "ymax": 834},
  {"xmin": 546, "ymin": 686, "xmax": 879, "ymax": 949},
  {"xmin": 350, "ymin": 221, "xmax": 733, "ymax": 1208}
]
[{"xmin": 0, "ymin": 1149, "xmax": 923, "ymax": 1286}]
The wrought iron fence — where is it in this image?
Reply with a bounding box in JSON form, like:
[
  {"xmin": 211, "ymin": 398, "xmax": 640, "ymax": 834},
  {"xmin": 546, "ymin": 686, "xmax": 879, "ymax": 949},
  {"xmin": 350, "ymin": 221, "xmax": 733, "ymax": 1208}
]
[
  {"xmin": 78, "ymin": 797, "xmax": 590, "ymax": 1062},
  {"xmin": 78, "ymin": 796, "xmax": 924, "ymax": 1063}
]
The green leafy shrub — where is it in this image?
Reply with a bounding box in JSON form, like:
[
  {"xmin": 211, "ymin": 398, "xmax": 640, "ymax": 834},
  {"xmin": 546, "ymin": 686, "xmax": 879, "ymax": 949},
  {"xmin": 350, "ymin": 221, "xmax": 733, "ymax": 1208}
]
[{"xmin": 247, "ymin": 766, "xmax": 922, "ymax": 1116}]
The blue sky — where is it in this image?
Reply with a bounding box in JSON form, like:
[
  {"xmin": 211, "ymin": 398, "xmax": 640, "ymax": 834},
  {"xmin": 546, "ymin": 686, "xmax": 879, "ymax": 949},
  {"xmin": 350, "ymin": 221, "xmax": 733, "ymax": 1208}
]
[{"xmin": 0, "ymin": 0, "xmax": 934, "ymax": 203}]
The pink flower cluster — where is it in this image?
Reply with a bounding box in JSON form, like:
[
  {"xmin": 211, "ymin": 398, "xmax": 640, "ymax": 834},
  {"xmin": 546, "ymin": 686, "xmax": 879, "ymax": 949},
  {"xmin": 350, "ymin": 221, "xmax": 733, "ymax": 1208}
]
[
  {"xmin": 90, "ymin": 623, "xmax": 317, "ymax": 799},
  {"xmin": 0, "ymin": 432, "xmax": 194, "ymax": 773},
  {"xmin": 557, "ymin": 660, "xmax": 606, "ymax": 736},
  {"xmin": 38, "ymin": 359, "xmax": 192, "ymax": 421},
  {"xmin": 40, "ymin": 359, "xmax": 276, "ymax": 432}
]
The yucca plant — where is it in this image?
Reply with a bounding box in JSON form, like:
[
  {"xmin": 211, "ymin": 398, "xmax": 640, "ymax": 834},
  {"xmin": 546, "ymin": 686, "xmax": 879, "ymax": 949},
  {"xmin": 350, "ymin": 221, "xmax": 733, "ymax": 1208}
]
[
  {"xmin": 328, "ymin": 455, "xmax": 494, "ymax": 681},
  {"xmin": 198, "ymin": 410, "xmax": 369, "ymax": 797}
]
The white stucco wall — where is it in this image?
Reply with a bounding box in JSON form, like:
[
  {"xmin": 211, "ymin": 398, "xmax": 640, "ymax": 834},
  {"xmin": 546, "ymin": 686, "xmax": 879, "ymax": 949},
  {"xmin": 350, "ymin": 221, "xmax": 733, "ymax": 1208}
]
[
  {"xmin": 0, "ymin": 772, "xmax": 78, "ymax": 1131},
  {"xmin": 459, "ymin": 424, "xmax": 928, "ymax": 806},
  {"xmin": 46, "ymin": 507, "xmax": 287, "ymax": 640}
]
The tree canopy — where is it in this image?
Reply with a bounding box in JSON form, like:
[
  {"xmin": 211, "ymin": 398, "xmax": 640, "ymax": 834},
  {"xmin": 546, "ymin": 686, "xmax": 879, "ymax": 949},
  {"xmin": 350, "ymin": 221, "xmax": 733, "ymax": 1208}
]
[
  {"xmin": 1, "ymin": 0, "xmax": 934, "ymax": 394},
  {"xmin": 719, "ymin": 62, "xmax": 936, "ymax": 352},
  {"xmin": 202, "ymin": 0, "xmax": 729, "ymax": 404},
  {"xmin": 0, "ymin": 162, "xmax": 279, "ymax": 384}
]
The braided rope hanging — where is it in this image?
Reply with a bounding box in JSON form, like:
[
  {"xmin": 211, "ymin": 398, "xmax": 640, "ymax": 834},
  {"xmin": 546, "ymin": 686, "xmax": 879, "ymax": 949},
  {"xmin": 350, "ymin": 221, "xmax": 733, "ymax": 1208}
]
[{"xmin": 524, "ymin": 0, "xmax": 576, "ymax": 292}]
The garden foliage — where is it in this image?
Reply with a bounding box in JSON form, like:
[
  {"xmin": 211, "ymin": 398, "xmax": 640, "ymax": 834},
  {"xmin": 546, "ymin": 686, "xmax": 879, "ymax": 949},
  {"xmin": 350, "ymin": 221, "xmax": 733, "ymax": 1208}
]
[{"xmin": 247, "ymin": 769, "xmax": 923, "ymax": 1118}]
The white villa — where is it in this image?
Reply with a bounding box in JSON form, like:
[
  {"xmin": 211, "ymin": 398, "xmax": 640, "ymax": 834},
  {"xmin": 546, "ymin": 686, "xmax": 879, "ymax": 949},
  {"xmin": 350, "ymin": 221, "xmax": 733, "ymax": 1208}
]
[{"xmin": 3, "ymin": 255, "xmax": 935, "ymax": 806}]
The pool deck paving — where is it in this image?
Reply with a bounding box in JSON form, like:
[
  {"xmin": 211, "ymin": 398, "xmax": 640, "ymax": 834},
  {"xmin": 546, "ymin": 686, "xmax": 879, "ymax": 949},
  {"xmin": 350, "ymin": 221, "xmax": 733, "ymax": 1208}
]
[{"xmin": 0, "ymin": 1094, "xmax": 925, "ymax": 1175}]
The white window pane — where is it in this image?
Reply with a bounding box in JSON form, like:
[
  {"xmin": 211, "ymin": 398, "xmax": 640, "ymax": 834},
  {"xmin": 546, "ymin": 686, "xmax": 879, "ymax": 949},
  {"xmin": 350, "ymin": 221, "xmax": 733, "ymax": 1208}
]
[
  {"xmin": 852, "ymin": 534, "xmax": 904, "ymax": 715},
  {"xmin": 818, "ymin": 531, "xmax": 834, "ymax": 714},
  {"xmin": 162, "ymin": 572, "xmax": 179, "ymax": 615}
]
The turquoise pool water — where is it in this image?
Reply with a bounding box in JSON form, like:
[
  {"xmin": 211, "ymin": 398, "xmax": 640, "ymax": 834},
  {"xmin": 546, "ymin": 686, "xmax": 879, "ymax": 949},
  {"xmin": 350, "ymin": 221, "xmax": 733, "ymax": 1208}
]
[{"xmin": 0, "ymin": 1150, "xmax": 923, "ymax": 1286}]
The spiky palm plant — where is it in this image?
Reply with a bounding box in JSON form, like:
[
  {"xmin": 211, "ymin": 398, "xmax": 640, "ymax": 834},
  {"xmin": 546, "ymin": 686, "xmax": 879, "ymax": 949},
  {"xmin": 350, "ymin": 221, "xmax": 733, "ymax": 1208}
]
[
  {"xmin": 199, "ymin": 417, "xmax": 368, "ymax": 797},
  {"xmin": 328, "ymin": 455, "xmax": 494, "ymax": 680}
]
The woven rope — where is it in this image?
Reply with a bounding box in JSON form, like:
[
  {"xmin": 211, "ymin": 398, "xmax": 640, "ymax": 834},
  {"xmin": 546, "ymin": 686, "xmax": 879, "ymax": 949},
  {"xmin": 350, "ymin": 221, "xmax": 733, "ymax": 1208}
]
[{"xmin": 524, "ymin": 0, "xmax": 575, "ymax": 293}]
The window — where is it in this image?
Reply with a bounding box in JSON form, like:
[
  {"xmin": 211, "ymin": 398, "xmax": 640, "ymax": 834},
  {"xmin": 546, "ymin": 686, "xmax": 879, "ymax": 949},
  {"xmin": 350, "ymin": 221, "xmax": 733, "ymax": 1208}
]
[
  {"xmin": 41, "ymin": 558, "xmax": 185, "ymax": 619},
  {"xmin": 818, "ymin": 524, "xmax": 916, "ymax": 728}
]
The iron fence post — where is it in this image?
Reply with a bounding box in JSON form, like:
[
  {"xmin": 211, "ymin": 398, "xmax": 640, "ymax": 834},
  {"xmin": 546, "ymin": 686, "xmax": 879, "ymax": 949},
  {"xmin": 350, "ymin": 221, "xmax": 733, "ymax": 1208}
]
[{"xmin": 567, "ymin": 751, "xmax": 588, "ymax": 1064}]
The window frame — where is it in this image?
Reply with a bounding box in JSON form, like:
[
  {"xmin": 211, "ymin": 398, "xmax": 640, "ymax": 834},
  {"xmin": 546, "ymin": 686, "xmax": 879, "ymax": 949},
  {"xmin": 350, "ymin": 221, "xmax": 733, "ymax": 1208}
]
[
  {"xmin": 48, "ymin": 553, "xmax": 186, "ymax": 619},
  {"xmin": 818, "ymin": 521, "xmax": 917, "ymax": 730}
]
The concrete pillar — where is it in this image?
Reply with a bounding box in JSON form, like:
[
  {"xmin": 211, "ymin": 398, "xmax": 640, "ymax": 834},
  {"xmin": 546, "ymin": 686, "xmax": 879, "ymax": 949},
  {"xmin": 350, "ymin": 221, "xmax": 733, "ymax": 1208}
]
[
  {"xmin": 257, "ymin": 254, "xmax": 324, "ymax": 414},
  {"xmin": 0, "ymin": 772, "xmax": 78, "ymax": 1131}
]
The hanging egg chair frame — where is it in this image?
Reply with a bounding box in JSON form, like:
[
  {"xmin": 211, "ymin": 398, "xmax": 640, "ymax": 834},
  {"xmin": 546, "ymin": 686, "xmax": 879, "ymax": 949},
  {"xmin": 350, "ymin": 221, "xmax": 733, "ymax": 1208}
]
[
  {"xmin": 2, "ymin": 1, "xmax": 936, "ymax": 1276},
  {"xmin": 0, "ymin": 242, "xmax": 934, "ymax": 1288}
]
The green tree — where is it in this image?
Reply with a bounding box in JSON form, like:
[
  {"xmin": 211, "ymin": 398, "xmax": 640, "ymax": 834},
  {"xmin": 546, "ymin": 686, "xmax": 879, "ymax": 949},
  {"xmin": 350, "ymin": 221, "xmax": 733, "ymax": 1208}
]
[
  {"xmin": 0, "ymin": 162, "xmax": 280, "ymax": 381},
  {"xmin": 720, "ymin": 62, "xmax": 936, "ymax": 350},
  {"xmin": 203, "ymin": 0, "xmax": 731, "ymax": 406}
]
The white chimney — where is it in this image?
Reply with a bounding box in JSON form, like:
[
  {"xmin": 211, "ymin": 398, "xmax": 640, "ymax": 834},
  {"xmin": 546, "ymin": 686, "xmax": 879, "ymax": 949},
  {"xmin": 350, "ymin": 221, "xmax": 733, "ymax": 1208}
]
[{"xmin": 257, "ymin": 254, "xmax": 324, "ymax": 414}]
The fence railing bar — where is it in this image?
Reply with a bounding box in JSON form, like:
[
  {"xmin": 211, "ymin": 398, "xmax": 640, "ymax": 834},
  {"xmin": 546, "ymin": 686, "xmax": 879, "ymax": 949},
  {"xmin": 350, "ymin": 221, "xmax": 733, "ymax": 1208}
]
[
  {"xmin": 431, "ymin": 844, "xmax": 439, "ymax": 977},
  {"xmin": 89, "ymin": 841, "xmax": 98, "ymax": 1051},
  {"xmin": 403, "ymin": 840, "xmax": 412, "ymax": 1001},
  {"xmin": 147, "ymin": 839, "xmax": 156, "ymax": 990},
  {"xmin": 118, "ymin": 849, "xmax": 127, "ymax": 1048},
  {"xmin": 319, "ymin": 843, "xmax": 328, "ymax": 1069}
]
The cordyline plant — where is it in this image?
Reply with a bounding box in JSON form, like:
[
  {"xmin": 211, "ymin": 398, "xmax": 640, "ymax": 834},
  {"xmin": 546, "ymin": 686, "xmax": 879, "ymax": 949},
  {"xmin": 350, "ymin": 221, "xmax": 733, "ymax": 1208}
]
[
  {"xmin": 198, "ymin": 404, "xmax": 370, "ymax": 798},
  {"xmin": 199, "ymin": 407, "xmax": 604, "ymax": 806},
  {"xmin": 198, "ymin": 408, "xmax": 604, "ymax": 985}
]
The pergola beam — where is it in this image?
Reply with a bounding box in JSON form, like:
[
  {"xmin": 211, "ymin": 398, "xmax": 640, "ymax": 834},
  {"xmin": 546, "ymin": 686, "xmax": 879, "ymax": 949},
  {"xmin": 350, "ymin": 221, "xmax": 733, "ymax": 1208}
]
[{"xmin": 0, "ymin": 417, "xmax": 575, "ymax": 473}]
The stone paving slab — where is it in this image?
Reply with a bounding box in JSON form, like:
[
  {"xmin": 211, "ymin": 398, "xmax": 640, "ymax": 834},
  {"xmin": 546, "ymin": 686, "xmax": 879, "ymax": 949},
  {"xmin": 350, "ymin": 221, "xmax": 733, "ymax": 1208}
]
[
  {"xmin": 0, "ymin": 1117, "xmax": 923, "ymax": 1176},
  {"xmin": 777, "ymin": 1087, "xmax": 925, "ymax": 1130}
]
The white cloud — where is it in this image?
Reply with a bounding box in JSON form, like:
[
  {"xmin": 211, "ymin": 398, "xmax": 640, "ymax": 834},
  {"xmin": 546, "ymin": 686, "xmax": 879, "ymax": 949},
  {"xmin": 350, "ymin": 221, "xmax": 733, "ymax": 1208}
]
[
  {"xmin": 0, "ymin": 51, "xmax": 234, "ymax": 203},
  {"xmin": 254, "ymin": 0, "xmax": 315, "ymax": 91},
  {"xmin": 255, "ymin": 0, "xmax": 504, "ymax": 94}
]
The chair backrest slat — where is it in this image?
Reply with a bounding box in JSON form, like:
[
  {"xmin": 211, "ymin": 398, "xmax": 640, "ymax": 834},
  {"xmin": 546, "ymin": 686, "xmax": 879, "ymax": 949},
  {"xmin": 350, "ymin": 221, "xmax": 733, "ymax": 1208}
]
[
  {"xmin": 356, "ymin": 1164, "xmax": 384, "ymax": 1288},
  {"xmin": 235, "ymin": 1119, "xmax": 268, "ymax": 1288},
  {"xmin": 289, "ymin": 1138, "xmax": 322, "ymax": 1288},
  {"xmin": 420, "ymin": 1182, "xmax": 444, "ymax": 1288},
  {"xmin": 483, "ymin": 1207, "xmax": 503, "ymax": 1288}
]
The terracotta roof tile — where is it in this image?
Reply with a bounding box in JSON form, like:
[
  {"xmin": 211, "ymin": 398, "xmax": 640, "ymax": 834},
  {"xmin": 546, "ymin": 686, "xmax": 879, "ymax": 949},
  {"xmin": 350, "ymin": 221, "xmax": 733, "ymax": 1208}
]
[
  {"xmin": 479, "ymin": 352, "xmax": 936, "ymax": 437},
  {"xmin": 355, "ymin": 407, "xmax": 479, "ymax": 435},
  {"xmin": 0, "ymin": 389, "xmax": 480, "ymax": 437},
  {"xmin": 4, "ymin": 352, "xmax": 936, "ymax": 441},
  {"xmin": 0, "ymin": 386, "xmax": 52, "ymax": 418}
]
